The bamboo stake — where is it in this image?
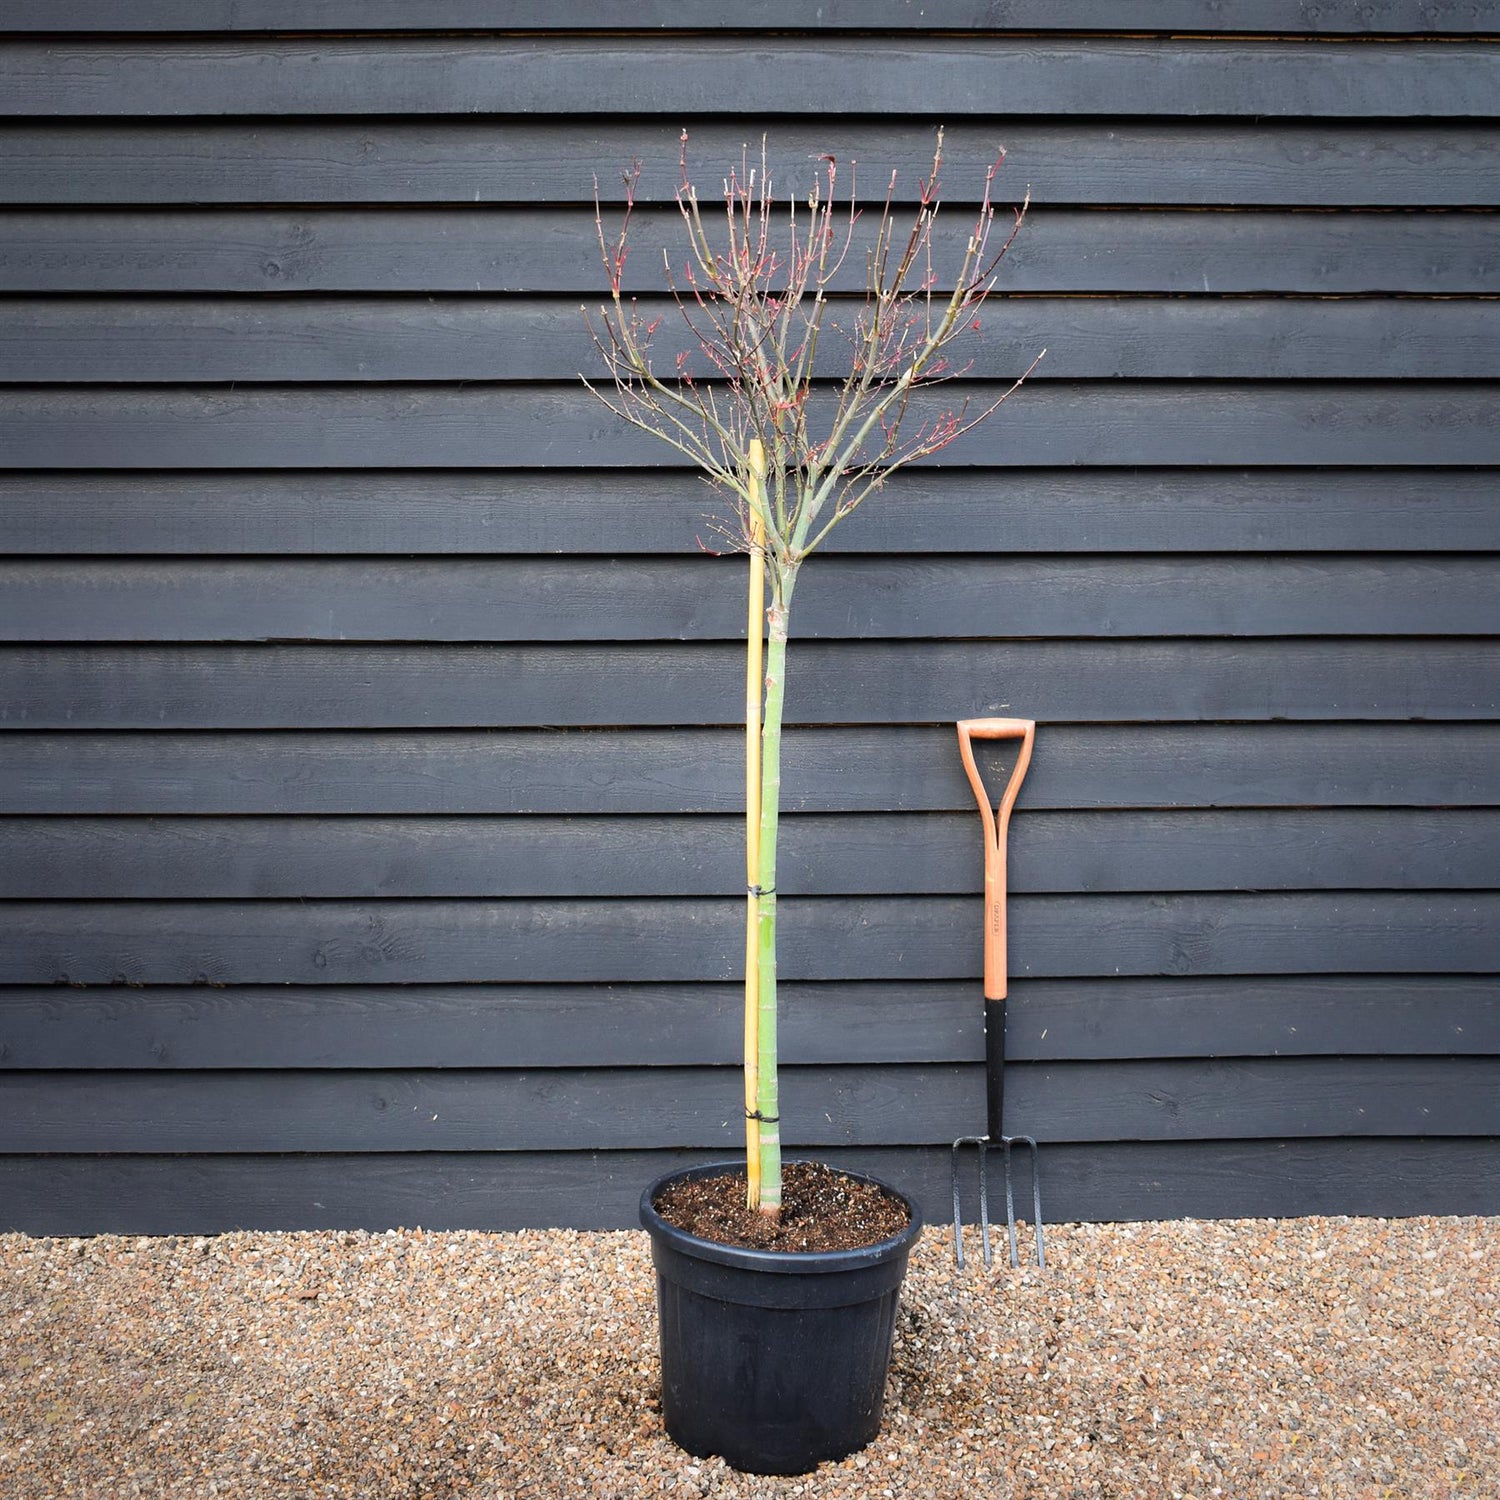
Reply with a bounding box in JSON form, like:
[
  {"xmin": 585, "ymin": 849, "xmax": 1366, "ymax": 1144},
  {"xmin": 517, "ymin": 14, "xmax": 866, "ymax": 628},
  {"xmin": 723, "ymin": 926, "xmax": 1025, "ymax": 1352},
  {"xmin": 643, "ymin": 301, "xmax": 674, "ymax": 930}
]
[
  {"xmin": 754, "ymin": 594, "xmax": 790, "ymax": 1215},
  {"xmin": 743, "ymin": 438, "xmax": 767, "ymax": 1208}
]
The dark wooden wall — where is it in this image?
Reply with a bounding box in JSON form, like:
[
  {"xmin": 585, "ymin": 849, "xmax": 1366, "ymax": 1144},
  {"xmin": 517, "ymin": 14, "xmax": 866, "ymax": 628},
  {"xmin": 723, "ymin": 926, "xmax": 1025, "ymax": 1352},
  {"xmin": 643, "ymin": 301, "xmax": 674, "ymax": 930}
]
[{"xmin": 1, "ymin": 2, "xmax": 1497, "ymax": 1233}]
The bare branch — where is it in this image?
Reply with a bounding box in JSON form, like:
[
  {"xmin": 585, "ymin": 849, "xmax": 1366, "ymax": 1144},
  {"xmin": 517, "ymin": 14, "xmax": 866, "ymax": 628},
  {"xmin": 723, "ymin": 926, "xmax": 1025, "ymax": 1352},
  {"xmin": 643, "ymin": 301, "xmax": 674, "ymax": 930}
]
[{"xmin": 582, "ymin": 130, "xmax": 1038, "ymax": 588}]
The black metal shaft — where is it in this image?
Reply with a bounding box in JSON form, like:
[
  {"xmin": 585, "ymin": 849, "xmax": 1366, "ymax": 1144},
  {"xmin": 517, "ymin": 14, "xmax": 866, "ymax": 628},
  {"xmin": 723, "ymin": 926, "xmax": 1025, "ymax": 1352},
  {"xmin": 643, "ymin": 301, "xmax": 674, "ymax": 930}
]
[{"xmin": 984, "ymin": 998, "xmax": 1007, "ymax": 1139}]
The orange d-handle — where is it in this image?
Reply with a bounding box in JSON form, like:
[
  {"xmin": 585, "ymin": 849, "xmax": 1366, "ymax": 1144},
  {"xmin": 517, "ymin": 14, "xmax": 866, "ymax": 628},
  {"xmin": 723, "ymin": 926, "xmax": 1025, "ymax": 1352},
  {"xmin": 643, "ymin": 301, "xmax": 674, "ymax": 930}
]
[{"xmin": 956, "ymin": 718, "xmax": 1035, "ymax": 1001}]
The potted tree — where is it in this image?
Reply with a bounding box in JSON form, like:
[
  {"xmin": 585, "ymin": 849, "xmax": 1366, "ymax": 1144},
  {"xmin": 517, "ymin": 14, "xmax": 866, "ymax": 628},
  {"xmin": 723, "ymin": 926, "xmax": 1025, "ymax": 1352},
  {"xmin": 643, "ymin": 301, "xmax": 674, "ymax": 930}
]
[{"xmin": 585, "ymin": 130, "xmax": 1039, "ymax": 1475}]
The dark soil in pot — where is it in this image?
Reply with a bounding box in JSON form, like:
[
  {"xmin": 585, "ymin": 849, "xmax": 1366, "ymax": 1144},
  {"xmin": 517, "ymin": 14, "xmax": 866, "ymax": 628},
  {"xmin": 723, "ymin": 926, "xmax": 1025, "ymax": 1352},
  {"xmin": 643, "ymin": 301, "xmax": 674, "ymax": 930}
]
[{"xmin": 651, "ymin": 1159, "xmax": 911, "ymax": 1252}]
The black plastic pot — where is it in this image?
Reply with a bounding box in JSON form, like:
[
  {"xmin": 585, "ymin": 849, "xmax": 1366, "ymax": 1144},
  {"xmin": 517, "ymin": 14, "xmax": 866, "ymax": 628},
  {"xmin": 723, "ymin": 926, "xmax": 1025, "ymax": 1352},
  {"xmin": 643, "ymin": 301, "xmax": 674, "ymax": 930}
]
[{"xmin": 639, "ymin": 1161, "xmax": 922, "ymax": 1476}]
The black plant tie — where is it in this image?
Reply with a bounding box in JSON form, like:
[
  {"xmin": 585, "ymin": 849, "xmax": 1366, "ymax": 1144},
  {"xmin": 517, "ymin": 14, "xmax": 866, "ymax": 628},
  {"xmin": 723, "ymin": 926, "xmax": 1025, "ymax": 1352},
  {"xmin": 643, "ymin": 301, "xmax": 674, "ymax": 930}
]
[
  {"xmin": 745, "ymin": 1109, "xmax": 780, "ymax": 1123},
  {"xmin": 747, "ymin": 884, "xmax": 776, "ymax": 896}
]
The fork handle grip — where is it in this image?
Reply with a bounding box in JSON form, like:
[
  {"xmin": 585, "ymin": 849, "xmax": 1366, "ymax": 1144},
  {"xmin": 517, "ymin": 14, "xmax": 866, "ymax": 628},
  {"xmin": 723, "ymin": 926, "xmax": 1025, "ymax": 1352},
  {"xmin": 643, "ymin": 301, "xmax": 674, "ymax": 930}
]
[
  {"xmin": 956, "ymin": 718, "xmax": 1035, "ymax": 1001},
  {"xmin": 957, "ymin": 717, "xmax": 1034, "ymax": 740}
]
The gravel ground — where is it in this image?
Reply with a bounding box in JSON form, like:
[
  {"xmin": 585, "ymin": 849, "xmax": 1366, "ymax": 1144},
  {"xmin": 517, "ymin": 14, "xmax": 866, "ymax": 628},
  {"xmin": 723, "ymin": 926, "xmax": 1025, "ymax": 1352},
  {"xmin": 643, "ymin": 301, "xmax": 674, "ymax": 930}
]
[{"xmin": 1, "ymin": 1215, "xmax": 1494, "ymax": 1499}]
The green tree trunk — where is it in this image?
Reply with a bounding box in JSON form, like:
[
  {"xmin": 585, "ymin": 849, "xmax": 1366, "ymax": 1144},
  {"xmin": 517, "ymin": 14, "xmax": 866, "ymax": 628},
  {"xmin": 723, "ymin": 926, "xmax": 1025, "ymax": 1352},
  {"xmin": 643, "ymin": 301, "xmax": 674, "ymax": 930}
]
[{"xmin": 753, "ymin": 583, "xmax": 794, "ymax": 1213}]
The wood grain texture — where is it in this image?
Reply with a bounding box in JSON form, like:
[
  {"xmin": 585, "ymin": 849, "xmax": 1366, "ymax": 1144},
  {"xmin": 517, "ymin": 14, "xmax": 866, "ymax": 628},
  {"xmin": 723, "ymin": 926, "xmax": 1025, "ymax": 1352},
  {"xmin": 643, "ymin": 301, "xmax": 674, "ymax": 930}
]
[
  {"xmin": 1001, "ymin": 976, "xmax": 1500, "ymax": 1061},
  {"xmin": 5, "ymin": 724, "xmax": 1496, "ymax": 814},
  {"xmin": 8, "ymin": 296, "xmax": 1499, "ymax": 383},
  {"xmin": 2, "ymin": 893, "xmax": 1494, "ymax": 985},
  {"xmin": 6, "ymin": 556, "xmax": 1493, "ymax": 643},
  {"xmin": 1, "ymin": 1057, "xmax": 1494, "ymax": 1153},
  {"xmin": 5, "ymin": 2, "xmax": 1496, "ymax": 34},
  {"xmin": 4, "ymin": 641, "xmax": 1493, "ymax": 728},
  {"xmin": 5, "ymin": 383, "xmax": 1498, "ymax": 469},
  {"xmin": 4, "ymin": 809, "xmax": 1493, "ymax": 899},
  {"xmin": 5, "ymin": 38, "xmax": 1495, "ymax": 118},
  {"xmin": 5, "ymin": 469, "xmax": 1494, "ymax": 556},
  {"xmin": 4, "ymin": 209, "xmax": 1497, "ymax": 296},
  {"xmin": 5, "ymin": 123, "xmax": 1496, "ymax": 207},
  {"xmin": 3, "ymin": 1139, "xmax": 1495, "ymax": 1235},
  {"xmin": 3, "ymin": 14, "xmax": 1496, "ymax": 1226},
  {"xmin": 3, "ymin": 976, "xmax": 1492, "ymax": 1069}
]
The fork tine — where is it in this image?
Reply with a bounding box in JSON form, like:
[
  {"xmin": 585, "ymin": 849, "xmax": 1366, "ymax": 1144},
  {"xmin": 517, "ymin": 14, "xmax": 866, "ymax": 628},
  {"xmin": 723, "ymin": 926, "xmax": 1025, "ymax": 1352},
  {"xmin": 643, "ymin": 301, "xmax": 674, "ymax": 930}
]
[
  {"xmin": 950, "ymin": 1138, "xmax": 969, "ymax": 1269},
  {"xmin": 1000, "ymin": 1139, "xmax": 1021, "ymax": 1269},
  {"xmin": 952, "ymin": 1135, "xmax": 1045, "ymax": 1271},
  {"xmin": 951, "ymin": 1135, "xmax": 991, "ymax": 1269},
  {"xmin": 978, "ymin": 1142, "xmax": 993, "ymax": 1270},
  {"xmin": 1024, "ymin": 1137, "xmax": 1047, "ymax": 1270}
]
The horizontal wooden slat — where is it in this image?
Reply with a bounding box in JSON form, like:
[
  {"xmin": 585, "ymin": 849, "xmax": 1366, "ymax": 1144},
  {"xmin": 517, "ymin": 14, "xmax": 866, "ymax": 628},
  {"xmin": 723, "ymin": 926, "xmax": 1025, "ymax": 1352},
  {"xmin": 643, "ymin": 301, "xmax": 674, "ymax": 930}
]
[
  {"xmin": 8, "ymin": 1064, "xmax": 966, "ymax": 1151},
  {"xmin": 1, "ymin": 1057, "xmax": 1494, "ymax": 1153},
  {"xmin": 5, "ymin": 38, "xmax": 1495, "ymax": 118},
  {"xmin": 6, "ymin": 2, "xmax": 1496, "ymax": 35},
  {"xmin": 5, "ymin": 724, "xmax": 1496, "ymax": 814},
  {"xmin": 2, "ymin": 11, "xmax": 1494, "ymax": 1237},
  {"xmin": 6, "ymin": 556, "xmax": 1492, "ymax": 643},
  {"xmin": 4, "ymin": 976, "xmax": 1493, "ymax": 1069},
  {"xmin": 5, "ymin": 384, "xmax": 1499, "ymax": 469},
  {"xmin": 3, "ymin": 641, "xmax": 1494, "ymax": 728},
  {"xmin": 5, "ymin": 124, "xmax": 1497, "ymax": 208},
  {"xmin": 7, "ymin": 296, "xmax": 1498, "ymax": 383},
  {"xmin": 4, "ymin": 469, "xmax": 1495, "ymax": 555},
  {"xmin": 6, "ymin": 810, "xmax": 1493, "ymax": 899},
  {"xmin": 1002, "ymin": 977, "xmax": 1500, "ymax": 1061},
  {"xmin": 3, "ymin": 1138, "xmax": 1496, "ymax": 1234},
  {"xmin": 4, "ymin": 210, "xmax": 1497, "ymax": 296},
  {"xmin": 0, "ymin": 470, "xmax": 1482, "ymax": 559},
  {"xmin": 2, "ymin": 893, "xmax": 1494, "ymax": 985}
]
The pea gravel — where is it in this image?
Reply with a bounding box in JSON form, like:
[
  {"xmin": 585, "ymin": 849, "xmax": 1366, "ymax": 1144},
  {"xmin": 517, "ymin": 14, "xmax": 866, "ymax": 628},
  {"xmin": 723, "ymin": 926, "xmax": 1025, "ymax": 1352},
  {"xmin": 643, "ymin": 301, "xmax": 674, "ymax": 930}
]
[{"xmin": 2, "ymin": 1216, "xmax": 1493, "ymax": 1499}]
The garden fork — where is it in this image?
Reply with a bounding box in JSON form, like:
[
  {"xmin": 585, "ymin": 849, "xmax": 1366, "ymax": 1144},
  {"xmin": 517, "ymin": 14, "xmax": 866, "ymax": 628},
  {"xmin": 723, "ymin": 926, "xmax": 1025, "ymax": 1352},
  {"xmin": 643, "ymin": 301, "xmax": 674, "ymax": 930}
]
[{"xmin": 950, "ymin": 717, "xmax": 1045, "ymax": 1271}]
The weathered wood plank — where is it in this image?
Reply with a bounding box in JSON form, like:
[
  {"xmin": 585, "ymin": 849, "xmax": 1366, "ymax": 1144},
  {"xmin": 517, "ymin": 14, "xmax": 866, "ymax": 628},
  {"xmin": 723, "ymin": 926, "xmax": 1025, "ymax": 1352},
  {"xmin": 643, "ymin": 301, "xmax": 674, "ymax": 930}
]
[
  {"xmin": 4, "ymin": 209, "xmax": 1497, "ymax": 296},
  {"xmin": 5, "ymin": 38, "xmax": 1495, "ymax": 118},
  {"xmin": 5, "ymin": 810, "xmax": 1493, "ymax": 899},
  {"xmin": 5, "ymin": 470, "xmax": 1494, "ymax": 556},
  {"xmin": 1, "ymin": 893, "xmax": 1494, "ymax": 985},
  {"xmin": 7, "ymin": 556, "xmax": 1493, "ymax": 643},
  {"xmin": 9, "ymin": 296, "xmax": 1500, "ymax": 382},
  {"xmin": 5, "ymin": 123, "xmax": 1496, "ymax": 207},
  {"xmin": 3, "ymin": 1065, "xmax": 969, "ymax": 1152},
  {"xmin": 1002, "ymin": 977, "xmax": 1500, "ymax": 1061},
  {"xmin": 977, "ymin": 1138, "xmax": 1500, "ymax": 1224},
  {"xmin": 0, "ymin": 1064, "xmax": 976, "ymax": 1152},
  {"xmin": 6, "ymin": 724, "xmax": 1497, "ymax": 814},
  {"xmin": 4, "ymin": 384, "xmax": 1498, "ymax": 469},
  {"xmin": 2, "ymin": 9, "xmax": 1496, "ymax": 1238},
  {"xmin": 3, "ymin": 641, "xmax": 1493, "ymax": 728},
  {"xmin": 4, "ymin": 976, "xmax": 1492, "ymax": 1069},
  {"xmin": 0, "ymin": 1057, "xmax": 1493, "ymax": 1153},
  {"xmin": 3, "ymin": 1139, "xmax": 1494, "ymax": 1235},
  {"xmin": 6, "ymin": 2, "xmax": 1496, "ymax": 35}
]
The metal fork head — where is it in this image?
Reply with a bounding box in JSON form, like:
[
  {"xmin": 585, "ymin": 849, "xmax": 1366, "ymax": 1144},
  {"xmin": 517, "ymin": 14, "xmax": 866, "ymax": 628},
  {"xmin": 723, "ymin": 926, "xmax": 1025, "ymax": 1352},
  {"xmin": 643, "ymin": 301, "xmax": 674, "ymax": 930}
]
[{"xmin": 950, "ymin": 1134, "xmax": 1046, "ymax": 1271}]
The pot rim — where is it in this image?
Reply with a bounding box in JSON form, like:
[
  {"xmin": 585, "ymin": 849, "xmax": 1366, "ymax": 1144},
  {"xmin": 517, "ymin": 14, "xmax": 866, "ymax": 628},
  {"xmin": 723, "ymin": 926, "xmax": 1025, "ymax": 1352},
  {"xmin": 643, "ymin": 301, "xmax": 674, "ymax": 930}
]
[{"xmin": 639, "ymin": 1159, "xmax": 922, "ymax": 1276}]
